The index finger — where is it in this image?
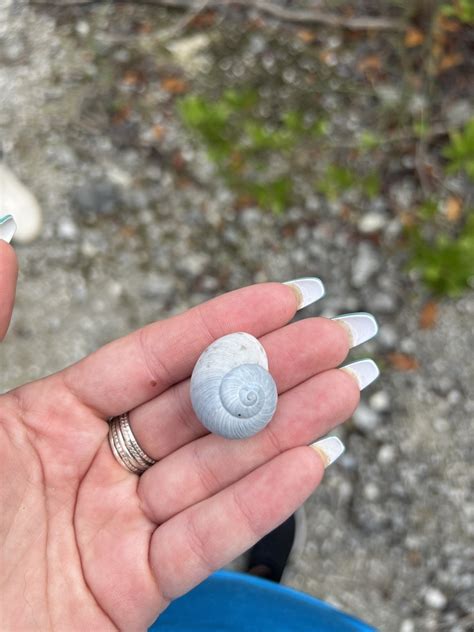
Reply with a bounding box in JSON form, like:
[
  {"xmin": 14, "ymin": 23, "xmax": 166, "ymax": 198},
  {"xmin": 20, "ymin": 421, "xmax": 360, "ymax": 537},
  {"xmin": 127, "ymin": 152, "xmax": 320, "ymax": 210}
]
[{"xmin": 61, "ymin": 281, "xmax": 321, "ymax": 416}]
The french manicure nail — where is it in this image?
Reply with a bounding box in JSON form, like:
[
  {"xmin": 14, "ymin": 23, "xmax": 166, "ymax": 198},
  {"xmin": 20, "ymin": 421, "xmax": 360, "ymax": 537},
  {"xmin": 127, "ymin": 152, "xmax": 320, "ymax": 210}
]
[
  {"xmin": 311, "ymin": 436, "xmax": 345, "ymax": 468},
  {"xmin": 283, "ymin": 277, "xmax": 325, "ymax": 310},
  {"xmin": 341, "ymin": 359, "xmax": 380, "ymax": 390},
  {"xmin": 333, "ymin": 312, "xmax": 378, "ymax": 348},
  {"xmin": 0, "ymin": 215, "xmax": 17, "ymax": 244}
]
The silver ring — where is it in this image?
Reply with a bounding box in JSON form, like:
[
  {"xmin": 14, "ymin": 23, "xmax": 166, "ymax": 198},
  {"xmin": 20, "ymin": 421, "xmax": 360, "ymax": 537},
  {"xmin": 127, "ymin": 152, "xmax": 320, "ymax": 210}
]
[{"xmin": 108, "ymin": 413, "xmax": 156, "ymax": 474}]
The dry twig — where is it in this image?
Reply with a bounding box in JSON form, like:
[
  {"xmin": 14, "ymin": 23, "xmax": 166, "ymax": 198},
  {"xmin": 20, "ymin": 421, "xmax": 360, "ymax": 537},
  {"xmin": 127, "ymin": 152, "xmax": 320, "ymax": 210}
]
[{"xmin": 29, "ymin": 0, "xmax": 405, "ymax": 32}]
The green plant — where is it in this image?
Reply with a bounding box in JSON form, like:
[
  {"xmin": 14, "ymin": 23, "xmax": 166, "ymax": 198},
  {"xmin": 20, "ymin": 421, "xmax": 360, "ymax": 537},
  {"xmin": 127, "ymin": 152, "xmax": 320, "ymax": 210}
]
[
  {"xmin": 316, "ymin": 165, "xmax": 380, "ymax": 200},
  {"xmin": 443, "ymin": 118, "xmax": 474, "ymax": 180},
  {"xmin": 178, "ymin": 89, "xmax": 332, "ymax": 213},
  {"xmin": 408, "ymin": 208, "xmax": 474, "ymax": 295},
  {"xmin": 441, "ymin": 0, "xmax": 474, "ymax": 24}
]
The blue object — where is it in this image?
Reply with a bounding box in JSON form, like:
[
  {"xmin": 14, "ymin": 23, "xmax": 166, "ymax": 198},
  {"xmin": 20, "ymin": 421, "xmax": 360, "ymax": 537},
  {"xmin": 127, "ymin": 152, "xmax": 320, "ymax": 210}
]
[{"xmin": 150, "ymin": 570, "xmax": 376, "ymax": 631}]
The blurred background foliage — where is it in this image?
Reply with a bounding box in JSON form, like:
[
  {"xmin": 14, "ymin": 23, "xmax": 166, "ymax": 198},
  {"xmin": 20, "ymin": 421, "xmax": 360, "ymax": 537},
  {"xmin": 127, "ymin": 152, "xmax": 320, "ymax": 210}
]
[{"xmin": 173, "ymin": 5, "xmax": 474, "ymax": 296}]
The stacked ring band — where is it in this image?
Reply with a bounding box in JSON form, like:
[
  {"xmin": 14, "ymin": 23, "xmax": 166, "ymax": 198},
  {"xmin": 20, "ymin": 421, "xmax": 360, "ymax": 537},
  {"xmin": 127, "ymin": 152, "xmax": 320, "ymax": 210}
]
[{"xmin": 108, "ymin": 413, "xmax": 156, "ymax": 474}]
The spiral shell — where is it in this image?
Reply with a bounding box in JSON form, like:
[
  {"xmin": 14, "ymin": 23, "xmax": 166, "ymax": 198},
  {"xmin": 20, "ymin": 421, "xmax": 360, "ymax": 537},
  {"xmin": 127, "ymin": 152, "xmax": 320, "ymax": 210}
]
[{"xmin": 190, "ymin": 332, "xmax": 278, "ymax": 440}]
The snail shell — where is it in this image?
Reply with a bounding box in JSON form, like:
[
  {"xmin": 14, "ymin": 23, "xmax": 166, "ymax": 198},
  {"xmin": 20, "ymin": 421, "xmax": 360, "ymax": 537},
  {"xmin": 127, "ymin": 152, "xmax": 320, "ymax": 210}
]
[{"xmin": 190, "ymin": 332, "xmax": 278, "ymax": 440}]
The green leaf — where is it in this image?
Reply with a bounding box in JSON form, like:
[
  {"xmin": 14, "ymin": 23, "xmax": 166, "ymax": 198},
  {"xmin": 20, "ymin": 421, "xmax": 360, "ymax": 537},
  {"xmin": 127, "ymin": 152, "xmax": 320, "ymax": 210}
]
[{"xmin": 443, "ymin": 118, "xmax": 474, "ymax": 180}]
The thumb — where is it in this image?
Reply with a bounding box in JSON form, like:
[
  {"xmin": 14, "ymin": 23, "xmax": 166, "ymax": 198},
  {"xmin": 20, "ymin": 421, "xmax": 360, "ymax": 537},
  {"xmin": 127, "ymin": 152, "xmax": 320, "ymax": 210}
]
[{"xmin": 0, "ymin": 215, "xmax": 18, "ymax": 341}]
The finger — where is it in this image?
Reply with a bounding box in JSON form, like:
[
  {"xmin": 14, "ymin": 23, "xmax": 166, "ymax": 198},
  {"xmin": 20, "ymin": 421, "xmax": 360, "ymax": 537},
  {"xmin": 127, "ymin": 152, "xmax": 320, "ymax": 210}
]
[
  {"xmin": 62, "ymin": 283, "xmax": 299, "ymax": 416},
  {"xmin": 0, "ymin": 241, "xmax": 18, "ymax": 341},
  {"xmin": 149, "ymin": 446, "xmax": 325, "ymax": 601},
  {"xmin": 139, "ymin": 368, "xmax": 358, "ymax": 524},
  {"xmin": 131, "ymin": 317, "xmax": 350, "ymax": 460}
]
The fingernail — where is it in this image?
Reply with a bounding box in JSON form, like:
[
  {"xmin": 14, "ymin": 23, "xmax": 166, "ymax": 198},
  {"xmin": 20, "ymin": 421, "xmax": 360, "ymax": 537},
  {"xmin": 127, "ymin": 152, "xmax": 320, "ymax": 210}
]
[
  {"xmin": 333, "ymin": 312, "xmax": 378, "ymax": 348},
  {"xmin": 311, "ymin": 436, "xmax": 345, "ymax": 468},
  {"xmin": 0, "ymin": 215, "xmax": 17, "ymax": 244},
  {"xmin": 341, "ymin": 359, "xmax": 380, "ymax": 390},
  {"xmin": 283, "ymin": 277, "xmax": 325, "ymax": 310}
]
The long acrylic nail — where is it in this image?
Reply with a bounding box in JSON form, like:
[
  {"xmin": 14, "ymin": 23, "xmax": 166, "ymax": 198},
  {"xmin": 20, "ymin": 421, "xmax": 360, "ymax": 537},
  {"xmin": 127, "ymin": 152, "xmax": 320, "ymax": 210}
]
[
  {"xmin": 311, "ymin": 436, "xmax": 345, "ymax": 468},
  {"xmin": 341, "ymin": 359, "xmax": 380, "ymax": 390},
  {"xmin": 333, "ymin": 312, "xmax": 378, "ymax": 348},
  {"xmin": 283, "ymin": 277, "xmax": 325, "ymax": 310},
  {"xmin": 0, "ymin": 215, "xmax": 17, "ymax": 244}
]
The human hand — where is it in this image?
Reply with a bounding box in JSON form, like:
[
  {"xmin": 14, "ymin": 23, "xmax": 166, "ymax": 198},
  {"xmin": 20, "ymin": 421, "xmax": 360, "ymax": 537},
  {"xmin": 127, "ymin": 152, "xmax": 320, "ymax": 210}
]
[{"xmin": 1, "ymin": 280, "xmax": 365, "ymax": 631}]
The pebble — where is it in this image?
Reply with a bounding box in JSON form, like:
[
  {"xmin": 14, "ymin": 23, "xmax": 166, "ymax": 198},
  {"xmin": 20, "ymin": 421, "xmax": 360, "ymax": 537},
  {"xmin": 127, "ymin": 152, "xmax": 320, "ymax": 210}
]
[
  {"xmin": 424, "ymin": 587, "xmax": 447, "ymax": 610},
  {"xmin": 378, "ymin": 324, "xmax": 397, "ymax": 349},
  {"xmin": 372, "ymin": 292, "xmax": 397, "ymax": 313},
  {"xmin": 352, "ymin": 403, "xmax": 381, "ymax": 432},
  {"xmin": 446, "ymin": 100, "xmax": 472, "ymax": 127},
  {"xmin": 399, "ymin": 620, "xmax": 415, "ymax": 632},
  {"xmin": 377, "ymin": 444, "xmax": 396, "ymax": 465},
  {"xmin": 351, "ymin": 242, "xmax": 380, "ymax": 288},
  {"xmin": 72, "ymin": 181, "xmax": 123, "ymax": 216},
  {"xmin": 357, "ymin": 212, "xmax": 387, "ymax": 234},
  {"xmin": 369, "ymin": 390, "xmax": 391, "ymax": 412},
  {"xmin": 57, "ymin": 217, "xmax": 78, "ymax": 241},
  {"xmin": 75, "ymin": 20, "xmax": 90, "ymax": 37},
  {"xmin": 363, "ymin": 482, "xmax": 380, "ymax": 501}
]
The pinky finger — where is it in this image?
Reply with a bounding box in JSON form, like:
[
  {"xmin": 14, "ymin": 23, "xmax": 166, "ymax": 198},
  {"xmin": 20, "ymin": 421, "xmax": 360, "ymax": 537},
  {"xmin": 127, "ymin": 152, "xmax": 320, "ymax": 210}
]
[
  {"xmin": 149, "ymin": 445, "xmax": 327, "ymax": 602},
  {"xmin": 0, "ymin": 217, "xmax": 18, "ymax": 340}
]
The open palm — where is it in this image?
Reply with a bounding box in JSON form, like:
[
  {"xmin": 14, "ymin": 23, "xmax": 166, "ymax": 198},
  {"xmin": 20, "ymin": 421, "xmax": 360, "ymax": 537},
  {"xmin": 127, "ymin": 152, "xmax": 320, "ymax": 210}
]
[{"xmin": 1, "ymin": 242, "xmax": 359, "ymax": 631}]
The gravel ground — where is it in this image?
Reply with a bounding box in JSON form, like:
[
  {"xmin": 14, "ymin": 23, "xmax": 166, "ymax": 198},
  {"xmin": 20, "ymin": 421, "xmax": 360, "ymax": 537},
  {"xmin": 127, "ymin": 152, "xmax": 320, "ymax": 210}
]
[{"xmin": 1, "ymin": 3, "xmax": 473, "ymax": 631}]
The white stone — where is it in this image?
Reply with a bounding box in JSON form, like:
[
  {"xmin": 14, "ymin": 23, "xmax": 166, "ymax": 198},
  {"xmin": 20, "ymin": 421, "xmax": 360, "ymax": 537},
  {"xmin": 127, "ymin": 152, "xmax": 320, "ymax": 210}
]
[
  {"xmin": 75, "ymin": 20, "xmax": 90, "ymax": 37},
  {"xmin": 364, "ymin": 482, "xmax": 380, "ymax": 501},
  {"xmin": 369, "ymin": 390, "xmax": 391, "ymax": 412},
  {"xmin": 57, "ymin": 217, "xmax": 78, "ymax": 241},
  {"xmin": 351, "ymin": 242, "xmax": 380, "ymax": 287},
  {"xmin": 400, "ymin": 620, "xmax": 415, "ymax": 632},
  {"xmin": 167, "ymin": 34, "xmax": 211, "ymax": 74},
  {"xmin": 358, "ymin": 212, "xmax": 386, "ymax": 234},
  {"xmin": 352, "ymin": 403, "xmax": 380, "ymax": 432},
  {"xmin": 0, "ymin": 164, "xmax": 42, "ymax": 243},
  {"xmin": 424, "ymin": 587, "xmax": 447, "ymax": 610},
  {"xmin": 377, "ymin": 444, "xmax": 396, "ymax": 465}
]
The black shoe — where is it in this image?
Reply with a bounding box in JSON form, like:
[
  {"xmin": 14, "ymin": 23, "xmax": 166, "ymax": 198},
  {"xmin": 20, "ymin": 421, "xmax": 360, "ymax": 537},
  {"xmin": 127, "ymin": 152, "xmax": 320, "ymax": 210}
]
[{"xmin": 245, "ymin": 508, "xmax": 307, "ymax": 583}]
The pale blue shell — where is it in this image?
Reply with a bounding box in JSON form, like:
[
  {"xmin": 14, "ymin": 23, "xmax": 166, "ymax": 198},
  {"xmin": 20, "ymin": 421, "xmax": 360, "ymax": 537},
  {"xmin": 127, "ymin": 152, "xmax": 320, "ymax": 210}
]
[{"xmin": 190, "ymin": 332, "xmax": 278, "ymax": 440}]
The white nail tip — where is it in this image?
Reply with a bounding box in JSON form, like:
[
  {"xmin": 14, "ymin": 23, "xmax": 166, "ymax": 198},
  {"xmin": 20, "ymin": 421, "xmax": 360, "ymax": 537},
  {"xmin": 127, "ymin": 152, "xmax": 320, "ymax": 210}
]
[
  {"xmin": 333, "ymin": 312, "xmax": 378, "ymax": 348},
  {"xmin": 0, "ymin": 215, "xmax": 17, "ymax": 243},
  {"xmin": 311, "ymin": 436, "xmax": 345, "ymax": 468},
  {"xmin": 283, "ymin": 277, "xmax": 325, "ymax": 309},
  {"xmin": 342, "ymin": 359, "xmax": 380, "ymax": 390}
]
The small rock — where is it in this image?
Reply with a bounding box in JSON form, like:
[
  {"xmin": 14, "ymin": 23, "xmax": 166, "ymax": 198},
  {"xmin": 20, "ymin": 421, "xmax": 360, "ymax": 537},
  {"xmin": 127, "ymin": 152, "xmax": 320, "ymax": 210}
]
[
  {"xmin": 178, "ymin": 253, "xmax": 209, "ymax": 277},
  {"xmin": 390, "ymin": 179, "xmax": 416, "ymax": 211},
  {"xmin": 372, "ymin": 292, "xmax": 397, "ymax": 313},
  {"xmin": 447, "ymin": 390, "xmax": 461, "ymax": 405},
  {"xmin": 446, "ymin": 100, "xmax": 472, "ymax": 127},
  {"xmin": 424, "ymin": 587, "xmax": 447, "ymax": 610},
  {"xmin": 400, "ymin": 337, "xmax": 416, "ymax": 353},
  {"xmin": 75, "ymin": 20, "xmax": 90, "ymax": 37},
  {"xmin": 57, "ymin": 217, "xmax": 78, "ymax": 241},
  {"xmin": 358, "ymin": 212, "xmax": 387, "ymax": 234},
  {"xmin": 72, "ymin": 180, "xmax": 123, "ymax": 217},
  {"xmin": 376, "ymin": 84, "xmax": 401, "ymax": 107},
  {"xmin": 141, "ymin": 274, "xmax": 174, "ymax": 299},
  {"xmin": 352, "ymin": 403, "xmax": 380, "ymax": 432},
  {"xmin": 400, "ymin": 620, "xmax": 415, "ymax": 632},
  {"xmin": 0, "ymin": 164, "xmax": 42, "ymax": 243},
  {"xmin": 377, "ymin": 444, "xmax": 396, "ymax": 465},
  {"xmin": 364, "ymin": 482, "xmax": 380, "ymax": 501},
  {"xmin": 351, "ymin": 242, "xmax": 380, "ymax": 288},
  {"xmin": 369, "ymin": 390, "xmax": 391, "ymax": 412},
  {"xmin": 167, "ymin": 34, "xmax": 211, "ymax": 73},
  {"xmin": 378, "ymin": 324, "xmax": 397, "ymax": 349}
]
